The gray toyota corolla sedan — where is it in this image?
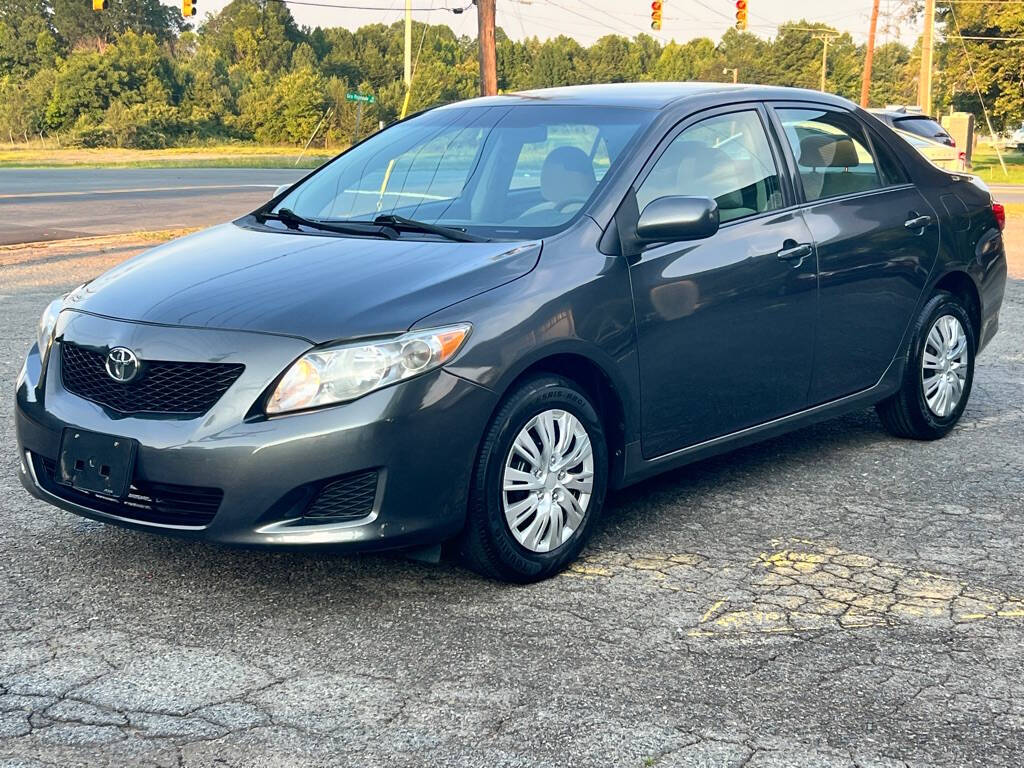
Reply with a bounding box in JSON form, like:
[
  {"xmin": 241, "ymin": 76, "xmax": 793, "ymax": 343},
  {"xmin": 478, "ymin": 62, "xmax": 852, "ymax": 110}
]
[{"xmin": 16, "ymin": 83, "xmax": 1007, "ymax": 582}]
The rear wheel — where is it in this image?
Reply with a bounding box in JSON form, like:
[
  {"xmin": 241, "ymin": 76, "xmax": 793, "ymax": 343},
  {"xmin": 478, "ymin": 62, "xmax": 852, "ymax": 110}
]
[
  {"xmin": 459, "ymin": 375, "xmax": 607, "ymax": 582},
  {"xmin": 876, "ymin": 291, "xmax": 975, "ymax": 440}
]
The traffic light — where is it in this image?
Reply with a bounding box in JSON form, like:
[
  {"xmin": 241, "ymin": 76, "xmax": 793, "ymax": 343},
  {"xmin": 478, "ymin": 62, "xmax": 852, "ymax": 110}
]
[
  {"xmin": 650, "ymin": 1, "xmax": 662, "ymax": 31},
  {"xmin": 92, "ymin": 0, "xmax": 107, "ymax": 10},
  {"xmin": 182, "ymin": 0, "xmax": 196, "ymax": 16},
  {"xmin": 735, "ymin": 0, "xmax": 747, "ymax": 30}
]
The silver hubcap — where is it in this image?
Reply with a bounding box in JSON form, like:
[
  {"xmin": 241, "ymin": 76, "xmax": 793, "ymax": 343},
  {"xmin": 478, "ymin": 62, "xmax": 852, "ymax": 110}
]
[
  {"xmin": 502, "ymin": 409, "xmax": 594, "ymax": 553},
  {"xmin": 921, "ymin": 314, "xmax": 969, "ymax": 418}
]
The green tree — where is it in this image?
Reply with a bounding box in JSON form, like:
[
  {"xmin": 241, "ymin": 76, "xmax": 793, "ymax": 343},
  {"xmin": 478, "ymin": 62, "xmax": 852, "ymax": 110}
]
[
  {"xmin": 199, "ymin": 0, "xmax": 301, "ymax": 75},
  {"xmin": 936, "ymin": 1, "xmax": 1024, "ymax": 130},
  {"xmin": 764, "ymin": 22, "xmax": 860, "ymax": 98},
  {"xmin": 51, "ymin": 0, "xmax": 184, "ymax": 48},
  {"xmin": 652, "ymin": 38, "xmax": 715, "ymax": 81},
  {"xmin": 237, "ymin": 66, "xmax": 326, "ymax": 142},
  {"xmin": 868, "ymin": 42, "xmax": 915, "ymax": 108},
  {"xmin": 715, "ymin": 28, "xmax": 769, "ymax": 84},
  {"xmin": 531, "ymin": 36, "xmax": 587, "ymax": 87}
]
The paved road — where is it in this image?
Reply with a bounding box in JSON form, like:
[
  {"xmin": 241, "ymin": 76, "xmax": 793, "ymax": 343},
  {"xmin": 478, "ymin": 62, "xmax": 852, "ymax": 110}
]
[
  {"xmin": 989, "ymin": 184, "xmax": 1024, "ymax": 204},
  {"xmin": 1, "ymin": 243, "xmax": 1023, "ymax": 767},
  {"xmin": 0, "ymin": 169, "xmax": 307, "ymax": 245}
]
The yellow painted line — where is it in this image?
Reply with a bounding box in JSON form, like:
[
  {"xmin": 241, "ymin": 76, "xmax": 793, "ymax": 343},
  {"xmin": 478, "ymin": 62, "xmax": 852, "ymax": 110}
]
[
  {"xmin": 700, "ymin": 600, "xmax": 726, "ymax": 623},
  {"xmin": 566, "ymin": 564, "xmax": 614, "ymax": 577}
]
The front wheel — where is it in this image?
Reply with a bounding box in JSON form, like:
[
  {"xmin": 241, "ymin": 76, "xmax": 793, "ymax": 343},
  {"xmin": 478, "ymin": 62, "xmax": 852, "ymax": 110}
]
[
  {"xmin": 458, "ymin": 375, "xmax": 608, "ymax": 583},
  {"xmin": 876, "ymin": 291, "xmax": 975, "ymax": 440}
]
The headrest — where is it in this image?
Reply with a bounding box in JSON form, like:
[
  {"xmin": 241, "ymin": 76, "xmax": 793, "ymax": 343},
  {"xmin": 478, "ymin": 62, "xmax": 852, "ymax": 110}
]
[
  {"xmin": 799, "ymin": 134, "xmax": 859, "ymax": 168},
  {"xmin": 540, "ymin": 146, "xmax": 596, "ymax": 203},
  {"xmin": 674, "ymin": 142, "xmax": 744, "ymax": 209}
]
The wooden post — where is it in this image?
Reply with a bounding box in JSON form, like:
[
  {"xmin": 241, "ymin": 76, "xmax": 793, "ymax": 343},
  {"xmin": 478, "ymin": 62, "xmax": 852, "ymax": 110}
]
[
  {"xmin": 919, "ymin": 0, "xmax": 935, "ymax": 114},
  {"xmin": 404, "ymin": 0, "xmax": 412, "ymax": 87},
  {"xmin": 860, "ymin": 0, "xmax": 880, "ymax": 107},
  {"xmin": 476, "ymin": 0, "xmax": 497, "ymax": 96},
  {"xmin": 352, "ymin": 101, "xmax": 364, "ymax": 146}
]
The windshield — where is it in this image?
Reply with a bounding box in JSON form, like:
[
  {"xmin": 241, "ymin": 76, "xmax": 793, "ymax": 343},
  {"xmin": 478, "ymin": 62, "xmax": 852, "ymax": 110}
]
[{"xmin": 272, "ymin": 104, "xmax": 654, "ymax": 240}]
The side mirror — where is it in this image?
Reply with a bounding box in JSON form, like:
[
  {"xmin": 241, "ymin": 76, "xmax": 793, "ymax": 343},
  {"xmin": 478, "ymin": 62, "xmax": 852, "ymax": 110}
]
[
  {"xmin": 636, "ymin": 196, "xmax": 719, "ymax": 243},
  {"xmin": 272, "ymin": 184, "xmax": 290, "ymax": 199}
]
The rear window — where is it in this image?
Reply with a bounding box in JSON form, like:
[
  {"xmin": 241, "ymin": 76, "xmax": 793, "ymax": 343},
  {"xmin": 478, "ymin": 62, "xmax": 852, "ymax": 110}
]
[{"xmin": 894, "ymin": 116, "xmax": 951, "ymax": 143}]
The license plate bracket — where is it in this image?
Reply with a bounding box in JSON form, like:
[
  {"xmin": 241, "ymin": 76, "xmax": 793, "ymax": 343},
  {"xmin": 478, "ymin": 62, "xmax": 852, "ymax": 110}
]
[{"xmin": 57, "ymin": 429, "xmax": 137, "ymax": 499}]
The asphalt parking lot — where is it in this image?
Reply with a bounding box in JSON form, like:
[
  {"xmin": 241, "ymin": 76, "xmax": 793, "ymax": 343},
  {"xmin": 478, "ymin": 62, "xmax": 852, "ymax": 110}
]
[{"xmin": 1, "ymin": 237, "xmax": 1023, "ymax": 767}]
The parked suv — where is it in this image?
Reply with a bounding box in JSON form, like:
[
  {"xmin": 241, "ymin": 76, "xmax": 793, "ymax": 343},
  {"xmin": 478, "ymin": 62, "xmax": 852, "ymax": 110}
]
[
  {"xmin": 17, "ymin": 84, "xmax": 1007, "ymax": 582},
  {"xmin": 869, "ymin": 106, "xmax": 956, "ymax": 147}
]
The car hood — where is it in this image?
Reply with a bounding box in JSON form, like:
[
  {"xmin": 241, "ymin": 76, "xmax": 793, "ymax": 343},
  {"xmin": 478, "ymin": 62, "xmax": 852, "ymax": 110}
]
[{"xmin": 65, "ymin": 223, "xmax": 541, "ymax": 343}]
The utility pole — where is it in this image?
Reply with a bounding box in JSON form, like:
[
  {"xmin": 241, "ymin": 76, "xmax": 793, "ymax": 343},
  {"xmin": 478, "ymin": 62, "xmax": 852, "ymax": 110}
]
[
  {"xmin": 476, "ymin": 0, "xmax": 497, "ymax": 96},
  {"xmin": 812, "ymin": 33, "xmax": 838, "ymax": 93},
  {"xmin": 919, "ymin": 0, "xmax": 935, "ymax": 115},
  {"xmin": 860, "ymin": 0, "xmax": 880, "ymax": 107},
  {"xmin": 404, "ymin": 0, "xmax": 412, "ymax": 88}
]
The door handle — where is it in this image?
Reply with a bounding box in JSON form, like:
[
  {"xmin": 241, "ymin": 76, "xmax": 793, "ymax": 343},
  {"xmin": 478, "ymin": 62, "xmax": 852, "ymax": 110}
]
[
  {"xmin": 777, "ymin": 242, "xmax": 813, "ymax": 262},
  {"xmin": 904, "ymin": 214, "xmax": 932, "ymax": 231}
]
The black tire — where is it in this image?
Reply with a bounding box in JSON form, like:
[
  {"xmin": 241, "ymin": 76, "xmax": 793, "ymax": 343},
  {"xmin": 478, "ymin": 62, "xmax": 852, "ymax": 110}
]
[
  {"xmin": 876, "ymin": 291, "xmax": 975, "ymax": 440},
  {"xmin": 458, "ymin": 374, "xmax": 608, "ymax": 583}
]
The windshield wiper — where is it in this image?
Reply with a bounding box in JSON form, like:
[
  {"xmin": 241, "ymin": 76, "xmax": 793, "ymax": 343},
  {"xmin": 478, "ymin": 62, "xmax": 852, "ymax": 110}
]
[
  {"xmin": 372, "ymin": 214, "xmax": 488, "ymax": 243},
  {"xmin": 260, "ymin": 208, "xmax": 397, "ymax": 239}
]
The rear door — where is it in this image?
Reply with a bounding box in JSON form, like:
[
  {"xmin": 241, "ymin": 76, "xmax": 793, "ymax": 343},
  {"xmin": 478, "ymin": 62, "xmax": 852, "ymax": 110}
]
[
  {"xmin": 768, "ymin": 103, "xmax": 940, "ymax": 404},
  {"xmin": 627, "ymin": 105, "xmax": 818, "ymax": 458}
]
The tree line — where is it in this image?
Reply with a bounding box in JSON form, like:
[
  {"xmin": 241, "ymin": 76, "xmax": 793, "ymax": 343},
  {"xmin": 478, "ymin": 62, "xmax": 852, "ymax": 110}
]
[{"xmin": 0, "ymin": 0, "xmax": 1015, "ymax": 149}]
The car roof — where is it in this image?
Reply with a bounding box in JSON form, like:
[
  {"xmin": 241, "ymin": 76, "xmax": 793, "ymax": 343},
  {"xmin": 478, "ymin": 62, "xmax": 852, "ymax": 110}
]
[
  {"xmin": 870, "ymin": 108, "xmax": 934, "ymax": 120},
  {"xmin": 438, "ymin": 82, "xmax": 856, "ymax": 111}
]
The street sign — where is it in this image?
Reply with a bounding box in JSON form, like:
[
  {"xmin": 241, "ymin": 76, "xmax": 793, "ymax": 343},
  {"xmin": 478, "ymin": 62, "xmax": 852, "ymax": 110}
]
[{"xmin": 346, "ymin": 92, "xmax": 375, "ymax": 103}]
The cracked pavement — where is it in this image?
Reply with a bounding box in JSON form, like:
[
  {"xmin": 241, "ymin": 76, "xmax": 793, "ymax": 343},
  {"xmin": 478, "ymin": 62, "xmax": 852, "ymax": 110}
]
[{"xmin": 1, "ymin": 241, "xmax": 1023, "ymax": 767}]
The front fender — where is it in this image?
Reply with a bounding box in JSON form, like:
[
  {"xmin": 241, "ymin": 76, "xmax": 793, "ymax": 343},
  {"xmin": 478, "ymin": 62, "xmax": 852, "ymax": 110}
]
[{"xmin": 412, "ymin": 219, "xmax": 643, "ymax": 448}]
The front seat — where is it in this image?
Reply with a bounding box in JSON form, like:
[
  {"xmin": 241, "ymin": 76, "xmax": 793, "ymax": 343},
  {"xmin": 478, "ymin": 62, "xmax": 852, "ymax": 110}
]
[
  {"xmin": 519, "ymin": 146, "xmax": 596, "ymax": 221},
  {"xmin": 798, "ymin": 134, "xmax": 859, "ymax": 200},
  {"xmin": 674, "ymin": 143, "xmax": 755, "ymax": 222}
]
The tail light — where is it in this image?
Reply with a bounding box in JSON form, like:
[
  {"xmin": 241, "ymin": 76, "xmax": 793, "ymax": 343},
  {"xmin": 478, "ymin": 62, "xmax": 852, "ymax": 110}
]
[{"xmin": 993, "ymin": 201, "xmax": 1005, "ymax": 231}]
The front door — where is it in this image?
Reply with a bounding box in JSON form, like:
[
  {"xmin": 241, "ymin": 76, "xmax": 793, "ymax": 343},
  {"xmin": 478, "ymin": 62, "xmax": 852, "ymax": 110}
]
[
  {"xmin": 769, "ymin": 104, "xmax": 941, "ymax": 403},
  {"xmin": 628, "ymin": 107, "xmax": 818, "ymax": 458}
]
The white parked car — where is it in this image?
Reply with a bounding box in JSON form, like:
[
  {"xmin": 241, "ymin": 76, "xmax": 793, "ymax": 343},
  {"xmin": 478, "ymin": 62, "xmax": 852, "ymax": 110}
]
[{"xmin": 895, "ymin": 128, "xmax": 967, "ymax": 172}]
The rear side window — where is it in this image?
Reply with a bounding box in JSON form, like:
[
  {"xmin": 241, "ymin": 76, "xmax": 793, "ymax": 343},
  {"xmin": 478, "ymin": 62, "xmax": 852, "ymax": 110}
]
[
  {"xmin": 868, "ymin": 131, "xmax": 908, "ymax": 185},
  {"xmin": 894, "ymin": 116, "xmax": 952, "ymax": 143},
  {"xmin": 776, "ymin": 108, "xmax": 883, "ymax": 202},
  {"xmin": 636, "ymin": 110, "xmax": 783, "ymax": 223}
]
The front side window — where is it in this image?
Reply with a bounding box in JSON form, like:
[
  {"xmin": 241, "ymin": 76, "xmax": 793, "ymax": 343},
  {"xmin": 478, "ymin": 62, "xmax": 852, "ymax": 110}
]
[
  {"xmin": 636, "ymin": 110, "xmax": 783, "ymax": 224},
  {"xmin": 777, "ymin": 108, "xmax": 883, "ymax": 202},
  {"xmin": 273, "ymin": 104, "xmax": 653, "ymax": 240}
]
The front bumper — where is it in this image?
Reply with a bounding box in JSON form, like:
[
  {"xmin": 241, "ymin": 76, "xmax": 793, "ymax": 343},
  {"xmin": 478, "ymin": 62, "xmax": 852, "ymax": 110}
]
[{"xmin": 15, "ymin": 311, "xmax": 497, "ymax": 551}]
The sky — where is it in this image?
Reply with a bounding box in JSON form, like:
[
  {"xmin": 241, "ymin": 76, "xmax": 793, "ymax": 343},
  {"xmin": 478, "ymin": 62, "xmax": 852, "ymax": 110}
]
[{"xmin": 169, "ymin": 0, "xmax": 919, "ymax": 47}]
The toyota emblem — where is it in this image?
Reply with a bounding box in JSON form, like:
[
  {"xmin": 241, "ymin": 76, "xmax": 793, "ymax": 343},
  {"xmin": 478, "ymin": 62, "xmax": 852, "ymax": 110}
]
[{"xmin": 105, "ymin": 347, "xmax": 140, "ymax": 383}]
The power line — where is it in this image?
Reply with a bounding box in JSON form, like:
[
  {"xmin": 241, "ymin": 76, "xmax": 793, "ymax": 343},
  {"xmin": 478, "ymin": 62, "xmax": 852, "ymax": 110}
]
[
  {"xmin": 954, "ymin": 35, "xmax": 1024, "ymax": 42},
  {"xmin": 542, "ymin": 0, "xmax": 668, "ymax": 43},
  {"xmin": 264, "ymin": 0, "xmax": 466, "ymax": 12}
]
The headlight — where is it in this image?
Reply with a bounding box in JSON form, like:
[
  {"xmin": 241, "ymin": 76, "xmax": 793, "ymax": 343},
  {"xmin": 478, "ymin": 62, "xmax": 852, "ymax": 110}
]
[
  {"xmin": 266, "ymin": 323, "xmax": 471, "ymax": 415},
  {"xmin": 37, "ymin": 299, "xmax": 62, "ymax": 359}
]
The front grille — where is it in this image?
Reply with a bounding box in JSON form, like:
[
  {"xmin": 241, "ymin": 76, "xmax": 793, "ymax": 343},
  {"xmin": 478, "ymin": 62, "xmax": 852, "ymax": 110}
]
[
  {"xmin": 32, "ymin": 454, "xmax": 222, "ymax": 528},
  {"xmin": 304, "ymin": 470, "xmax": 379, "ymax": 520},
  {"xmin": 60, "ymin": 343, "xmax": 244, "ymax": 416}
]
